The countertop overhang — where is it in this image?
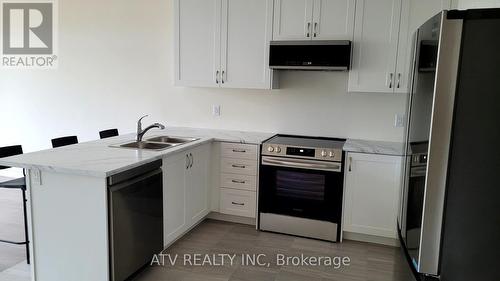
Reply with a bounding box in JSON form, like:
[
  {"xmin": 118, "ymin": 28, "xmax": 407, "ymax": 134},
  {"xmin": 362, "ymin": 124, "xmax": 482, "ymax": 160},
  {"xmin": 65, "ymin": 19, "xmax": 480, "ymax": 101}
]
[{"xmin": 0, "ymin": 126, "xmax": 405, "ymax": 178}]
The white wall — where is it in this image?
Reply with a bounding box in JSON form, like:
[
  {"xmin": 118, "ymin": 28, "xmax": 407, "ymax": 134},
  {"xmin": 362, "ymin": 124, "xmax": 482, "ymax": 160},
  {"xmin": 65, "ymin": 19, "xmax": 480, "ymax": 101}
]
[{"xmin": 1, "ymin": 0, "xmax": 410, "ymax": 154}]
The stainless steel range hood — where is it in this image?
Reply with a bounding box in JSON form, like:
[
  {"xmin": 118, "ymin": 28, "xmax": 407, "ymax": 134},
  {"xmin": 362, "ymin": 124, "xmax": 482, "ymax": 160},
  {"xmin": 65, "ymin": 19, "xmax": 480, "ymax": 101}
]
[{"xmin": 269, "ymin": 40, "xmax": 352, "ymax": 71}]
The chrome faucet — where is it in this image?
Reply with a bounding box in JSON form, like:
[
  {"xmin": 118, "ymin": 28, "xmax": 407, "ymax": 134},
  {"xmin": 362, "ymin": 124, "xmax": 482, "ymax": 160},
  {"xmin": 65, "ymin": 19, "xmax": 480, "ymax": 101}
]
[{"xmin": 136, "ymin": 115, "xmax": 165, "ymax": 142}]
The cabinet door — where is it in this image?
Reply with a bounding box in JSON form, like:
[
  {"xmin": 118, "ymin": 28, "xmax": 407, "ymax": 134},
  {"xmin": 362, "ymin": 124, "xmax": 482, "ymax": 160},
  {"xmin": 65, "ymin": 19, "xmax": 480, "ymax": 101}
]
[
  {"xmin": 348, "ymin": 0, "xmax": 402, "ymax": 93},
  {"xmin": 312, "ymin": 0, "xmax": 355, "ymax": 40},
  {"xmin": 163, "ymin": 153, "xmax": 188, "ymax": 247},
  {"xmin": 174, "ymin": 0, "xmax": 222, "ymax": 87},
  {"xmin": 394, "ymin": 0, "xmax": 450, "ymax": 94},
  {"xmin": 220, "ymin": 0, "xmax": 273, "ymax": 89},
  {"xmin": 273, "ymin": 0, "xmax": 314, "ymax": 40},
  {"xmin": 186, "ymin": 144, "xmax": 210, "ymax": 225},
  {"xmin": 343, "ymin": 153, "xmax": 403, "ymax": 238}
]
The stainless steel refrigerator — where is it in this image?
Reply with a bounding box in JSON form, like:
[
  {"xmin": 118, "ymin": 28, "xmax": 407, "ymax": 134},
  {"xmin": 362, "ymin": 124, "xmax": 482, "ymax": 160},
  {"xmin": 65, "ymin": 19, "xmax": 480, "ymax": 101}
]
[{"xmin": 398, "ymin": 9, "xmax": 500, "ymax": 281}]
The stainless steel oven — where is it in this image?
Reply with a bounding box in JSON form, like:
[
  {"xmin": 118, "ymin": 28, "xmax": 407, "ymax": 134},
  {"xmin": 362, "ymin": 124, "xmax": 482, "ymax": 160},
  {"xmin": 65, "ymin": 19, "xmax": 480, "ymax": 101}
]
[{"xmin": 258, "ymin": 135, "xmax": 345, "ymax": 242}]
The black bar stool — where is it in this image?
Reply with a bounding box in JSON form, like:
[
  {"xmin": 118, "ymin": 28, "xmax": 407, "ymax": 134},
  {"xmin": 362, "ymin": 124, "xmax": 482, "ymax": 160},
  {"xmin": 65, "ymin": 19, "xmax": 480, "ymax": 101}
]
[
  {"xmin": 0, "ymin": 145, "xmax": 30, "ymax": 264},
  {"xmin": 51, "ymin": 136, "xmax": 78, "ymax": 148},
  {"xmin": 99, "ymin": 129, "xmax": 119, "ymax": 139}
]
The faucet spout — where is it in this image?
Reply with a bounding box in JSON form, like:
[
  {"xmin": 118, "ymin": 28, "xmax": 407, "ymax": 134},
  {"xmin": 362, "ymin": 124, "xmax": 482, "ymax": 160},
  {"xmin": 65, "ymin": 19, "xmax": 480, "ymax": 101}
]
[{"xmin": 136, "ymin": 116, "xmax": 166, "ymax": 142}]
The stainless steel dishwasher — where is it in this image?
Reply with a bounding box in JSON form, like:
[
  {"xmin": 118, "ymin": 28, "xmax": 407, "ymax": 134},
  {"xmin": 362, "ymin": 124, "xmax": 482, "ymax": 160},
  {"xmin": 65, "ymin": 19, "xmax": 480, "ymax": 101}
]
[{"xmin": 108, "ymin": 160, "xmax": 163, "ymax": 281}]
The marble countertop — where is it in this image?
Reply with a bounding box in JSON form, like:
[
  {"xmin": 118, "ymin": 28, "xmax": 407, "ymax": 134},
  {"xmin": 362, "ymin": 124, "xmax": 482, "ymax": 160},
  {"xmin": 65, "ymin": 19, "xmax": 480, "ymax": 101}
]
[
  {"xmin": 343, "ymin": 139, "xmax": 405, "ymax": 156},
  {"xmin": 0, "ymin": 126, "xmax": 275, "ymax": 178}
]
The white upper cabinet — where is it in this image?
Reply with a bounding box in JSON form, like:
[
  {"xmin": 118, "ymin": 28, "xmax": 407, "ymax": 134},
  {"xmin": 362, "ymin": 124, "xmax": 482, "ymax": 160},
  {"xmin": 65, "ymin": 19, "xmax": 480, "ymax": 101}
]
[
  {"xmin": 273, "ymin": 0, "xmax": 355, "ymax": 41},
  {"xmin": 174, "ymin": 0, "xmax": 221, "ymax": 88},
  {"xmin": 220, "ymin": 0, "xmax": 273, "ymax": 89},
  {"xmin": 273, "ymin": 0, "xmax": 314, "ymax": 40},
  {"xmin": 175, "ymin": 0, "xmax": 274, "ymax": 89},
  {"xmin": 348, "ymin": 0, "xmax": 404, "ymax": 93},
  {"xmin": 312, "ymin": 0, "xmax": 355, "ymax": 40}
]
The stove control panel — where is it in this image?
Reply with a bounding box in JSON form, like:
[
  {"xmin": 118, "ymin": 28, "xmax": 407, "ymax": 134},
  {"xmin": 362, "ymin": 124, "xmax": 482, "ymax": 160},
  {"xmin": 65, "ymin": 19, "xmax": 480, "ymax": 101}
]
[{"xmin": 262, "ymin": 144, "xmax": 342, "ymax": 162}]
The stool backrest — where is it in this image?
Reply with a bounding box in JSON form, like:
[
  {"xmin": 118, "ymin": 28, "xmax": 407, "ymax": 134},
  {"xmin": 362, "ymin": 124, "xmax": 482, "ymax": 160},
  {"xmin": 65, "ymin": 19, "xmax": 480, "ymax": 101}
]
[
  {"xmin": 0, "ymin": 145, "xmax": 23, "ymax": 170},
  {"xmin": 99, "ymin": 129, "xmax": 119, "ymax": 139},
  {"xmin": 51, "ymin": 136, "xmax": 78, "ymax": 148}
]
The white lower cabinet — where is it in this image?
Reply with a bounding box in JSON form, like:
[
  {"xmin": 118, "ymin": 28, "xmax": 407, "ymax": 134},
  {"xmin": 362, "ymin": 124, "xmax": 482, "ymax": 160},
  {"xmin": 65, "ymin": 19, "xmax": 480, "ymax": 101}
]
[
  {"xmin": 220, "ymin": 188, "xmax": 257, "ymax": 218},
  {"xmin": 218, "ymin": 142, "xmax": 259, "ymax": 219},
  {"xmin": 343, "ymin": 152, "xmax": 403, "ymax": 239},
  {"xmin": 163, "ymin": 143, "xmax": 211, "ymax": 247}
]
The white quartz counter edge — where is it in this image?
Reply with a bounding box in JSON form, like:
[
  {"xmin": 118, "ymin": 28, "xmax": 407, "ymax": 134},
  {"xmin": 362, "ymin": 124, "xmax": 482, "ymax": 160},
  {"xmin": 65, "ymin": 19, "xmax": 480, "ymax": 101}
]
[
  {"xmin": 343, "ymin": 139, "xmax": 405, "ymax": 156},
  {"xmin": 0, "ymin": 138, "xmax": 214, "ymax": 178},
  {"xmin": 0, "ymin": 127, "xmax": 275, "ymax": 178}
]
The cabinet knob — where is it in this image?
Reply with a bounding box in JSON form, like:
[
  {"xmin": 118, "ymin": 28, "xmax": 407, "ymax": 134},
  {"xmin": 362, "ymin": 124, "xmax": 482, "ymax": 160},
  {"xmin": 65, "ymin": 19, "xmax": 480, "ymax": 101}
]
[
  {"xmin": 388, "ymin": 73, "xmax": 394, "ymax": 89},
  {"xmin": 306, "ymin": 22, "xmax": 311, "ymax": 38},
  {"xmin": 397, "ymin": 73, "xmax": 401, "ymax": 89},
  {"xmin": 216, "ymin": 70, "xmax": 220, "ymax": 84}
]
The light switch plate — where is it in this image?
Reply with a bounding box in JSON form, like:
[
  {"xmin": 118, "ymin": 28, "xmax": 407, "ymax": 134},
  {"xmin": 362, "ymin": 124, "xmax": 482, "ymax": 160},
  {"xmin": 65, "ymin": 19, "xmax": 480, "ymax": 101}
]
[
  {"xmin": 31, "ymin": 169, "xmax": 42, "ymax": 185},
  {"xmin": 394, "ymin": 114, "xmax": 405, "ymax": 128},
  {"xmin": 213, "ymin": 105, "xmax": 221, "ymax": 117}
]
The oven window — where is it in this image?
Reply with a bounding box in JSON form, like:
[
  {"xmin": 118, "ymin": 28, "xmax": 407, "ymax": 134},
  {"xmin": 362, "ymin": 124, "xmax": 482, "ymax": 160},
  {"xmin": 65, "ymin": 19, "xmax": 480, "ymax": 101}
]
[{"xmin": 276, "ymin": 170, "xmax": 325, "ymax": 201}]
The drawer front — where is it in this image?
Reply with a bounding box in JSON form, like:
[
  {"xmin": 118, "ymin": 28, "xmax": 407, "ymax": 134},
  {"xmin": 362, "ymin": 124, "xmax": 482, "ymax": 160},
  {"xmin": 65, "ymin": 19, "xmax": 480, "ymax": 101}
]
[
  {"xmin": 221, "ymin": 143, "xmax": 258, "ymax": 160},
  {"xmin": 221, "ymin": 158, "xmax": 258, "ymax": 176},
  {"xmin": 220, "ymin": 173, "xmax": 256, "ymax": 191},
  {"xmin": 220, "ymin": 188, "xmax": 256, "ymax": 218}
]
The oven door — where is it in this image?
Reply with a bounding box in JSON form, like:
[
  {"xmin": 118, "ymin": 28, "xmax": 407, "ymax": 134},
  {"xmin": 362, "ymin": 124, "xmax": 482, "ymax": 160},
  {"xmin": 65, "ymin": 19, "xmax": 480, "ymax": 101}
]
[{"xmin": 259, "ymin": 156, "xmax": 344, "ymax": 223}]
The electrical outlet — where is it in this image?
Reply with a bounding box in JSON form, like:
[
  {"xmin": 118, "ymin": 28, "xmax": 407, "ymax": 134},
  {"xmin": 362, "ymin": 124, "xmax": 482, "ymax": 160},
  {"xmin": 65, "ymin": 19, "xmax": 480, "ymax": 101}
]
[
  {"xmin": 394, "ymin": 114, "xmax": 405, "ymax": 128},
  {"xmin": 31, "ymin": 169, "xmax": 42, "ymax": 185},
  {"xmin": 213, "ymin": 105, "xmax": 221, "ymax": 117}
]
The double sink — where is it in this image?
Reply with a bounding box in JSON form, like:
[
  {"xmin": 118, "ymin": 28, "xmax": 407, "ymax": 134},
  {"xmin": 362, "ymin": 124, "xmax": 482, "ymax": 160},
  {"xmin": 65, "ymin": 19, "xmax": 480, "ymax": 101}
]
[{"xmin": 116, "ymin": 136, "xmax": 200, "ymax": 151}]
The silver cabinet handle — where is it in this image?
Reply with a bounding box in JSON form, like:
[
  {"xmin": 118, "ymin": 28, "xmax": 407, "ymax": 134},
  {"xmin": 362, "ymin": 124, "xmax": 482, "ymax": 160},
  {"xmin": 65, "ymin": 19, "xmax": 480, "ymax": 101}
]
[
  {"xmin": 221, "ymin": 70, "xmax": 225, "ymax": 84},
  {"xmin": 397, "ymin": 73, "xmax": 401, "ymax": 88},
  {"xmin": 231, "ymin": 202, "xmax": 245, "ymax": 206},
  {"xmin": 216, "ymin": 70, "xmax": 219, "ymax": 84},
  {"xmin": 314, "ymin": 22, "xmax": 318, "ymax": 37},
  {"xmin": 189, "ymin": 153, "xmax": 193, "ymax": 168},
  {"xmin": 232, "ymin": 164, "xmax": 246, "ymax": 169},
  {"xmin": 262, "ymin": 156, "xmax": 341, "ymax": 172},
  {"xmin": 232, "ymin": 149, "xmax": 246, "ymax": 153},
  {"xmin": 186, "ymin": 154, "xmax": 190, "ymax": 170},
  {"xmin": 306, "ymin": 22, "xmax": 311, "ymax": 38},
  {"xmin": 349, "ymin": 157, "xmax": 352, "ymax": 172},
  {"xmin": 389, "ymin": 73, "xmax": 394, "ymax": 89},
  {"xmin": 231, "ymin": 179, "xmax": 246, "ymax": 184}
]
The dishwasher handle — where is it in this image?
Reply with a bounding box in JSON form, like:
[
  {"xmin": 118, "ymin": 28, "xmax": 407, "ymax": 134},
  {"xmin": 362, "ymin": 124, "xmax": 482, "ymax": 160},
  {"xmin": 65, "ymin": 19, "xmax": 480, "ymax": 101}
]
[{"xmin": 108, "ymin": 159, "xmax": 162, "ymax": 186}]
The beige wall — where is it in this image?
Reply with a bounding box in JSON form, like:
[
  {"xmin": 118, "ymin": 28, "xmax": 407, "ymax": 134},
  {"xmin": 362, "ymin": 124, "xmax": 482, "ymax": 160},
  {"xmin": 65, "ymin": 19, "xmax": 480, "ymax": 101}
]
[{"xmin": 1, "ymin": 0, "xmax": 409, "ymax": 153}]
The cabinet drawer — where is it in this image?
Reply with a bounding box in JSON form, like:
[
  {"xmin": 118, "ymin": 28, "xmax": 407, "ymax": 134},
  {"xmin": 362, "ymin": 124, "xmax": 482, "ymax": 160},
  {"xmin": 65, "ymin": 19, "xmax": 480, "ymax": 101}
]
[
  {"xmin": 220, "ymin": 173, "xmax": 256, "ymax": 191},
  {"xmin": 221, "ymin": 158, "xmax": 258, "ymax": 176},
  {"xmin": 220, "ymin": 188, "xmax": 256, "ymax": 218},
  {"xmin": 221, "ymin": 143, "xmax": 258, "ymax": 160}
]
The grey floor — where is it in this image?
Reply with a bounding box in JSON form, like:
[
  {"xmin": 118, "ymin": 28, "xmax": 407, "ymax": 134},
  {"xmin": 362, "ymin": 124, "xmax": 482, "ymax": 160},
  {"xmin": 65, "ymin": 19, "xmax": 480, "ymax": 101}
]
[
  {"xmin": 1, "ymin": 175, "xmax": 415, "ymax": 281},
  {"xmin": 134, "ymin": 219, "xmax": 415, "ymax": 281},
  {"xmin": 0, "ymin": 180, "xmax": 27, "ymax": 272}
]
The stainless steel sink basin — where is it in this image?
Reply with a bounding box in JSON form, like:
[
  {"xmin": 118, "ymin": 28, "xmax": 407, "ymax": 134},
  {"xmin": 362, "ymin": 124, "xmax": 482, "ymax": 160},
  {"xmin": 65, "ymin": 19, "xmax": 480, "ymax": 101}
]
[
  {"xmin": 146, "ymin": 136, "xmax": 199, "ymax": 145},
  {"xmin": 119, "ymin": 141, "xmax": 174, "ymax": 151},
  {"xmin": 111, "ymin": 136, "xmax": 200, "ymax": 151}
]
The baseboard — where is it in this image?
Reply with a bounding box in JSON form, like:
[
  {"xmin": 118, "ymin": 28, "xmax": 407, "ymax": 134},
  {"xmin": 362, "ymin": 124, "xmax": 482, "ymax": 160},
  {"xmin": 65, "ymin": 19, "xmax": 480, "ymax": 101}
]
[
  {"xmin": 343, "ymin": 231, "xmax": 400, "ymax": 247},
  {"xmin": 207, "ymin": 212, "xmax": 256, "ymax": 226}
]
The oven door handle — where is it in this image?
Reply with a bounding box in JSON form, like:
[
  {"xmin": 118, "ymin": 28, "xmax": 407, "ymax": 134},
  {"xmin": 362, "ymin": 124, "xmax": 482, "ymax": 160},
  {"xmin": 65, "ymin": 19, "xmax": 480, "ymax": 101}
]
[{"xmin": 261, "ymin": 156, "xmax": 342, "ymax": 172}]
